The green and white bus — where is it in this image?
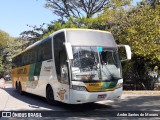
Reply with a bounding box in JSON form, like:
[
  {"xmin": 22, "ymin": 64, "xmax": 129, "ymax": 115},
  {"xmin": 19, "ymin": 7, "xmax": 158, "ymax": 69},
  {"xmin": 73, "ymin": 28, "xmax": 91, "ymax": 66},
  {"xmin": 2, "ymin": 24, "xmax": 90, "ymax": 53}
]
[{"xmin": 12, "ymin": 28, "xmax": 131, "ymax": 105}]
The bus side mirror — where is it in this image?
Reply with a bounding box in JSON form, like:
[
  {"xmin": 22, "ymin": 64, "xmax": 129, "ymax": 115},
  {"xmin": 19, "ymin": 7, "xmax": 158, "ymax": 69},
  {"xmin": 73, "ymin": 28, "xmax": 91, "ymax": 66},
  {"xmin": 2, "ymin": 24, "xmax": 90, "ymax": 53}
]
[
  {"xmin": 118, "ymin": 45, "xmax": 132, "ymax": 61},
  {"xmin": 64, "ymin": 42, "xmax": 73, "ymax": 59}
]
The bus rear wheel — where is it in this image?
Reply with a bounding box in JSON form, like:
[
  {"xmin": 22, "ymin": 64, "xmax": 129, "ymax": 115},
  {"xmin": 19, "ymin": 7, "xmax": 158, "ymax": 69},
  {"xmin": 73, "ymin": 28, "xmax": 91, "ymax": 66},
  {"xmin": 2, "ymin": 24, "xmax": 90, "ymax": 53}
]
[
  {"xmin": 18, "ymin": 82, "xmax": 23, "ymax": 95},
  {"xmin": 46, "ymin": 86, "xmax": 57, "ymax": 105}
]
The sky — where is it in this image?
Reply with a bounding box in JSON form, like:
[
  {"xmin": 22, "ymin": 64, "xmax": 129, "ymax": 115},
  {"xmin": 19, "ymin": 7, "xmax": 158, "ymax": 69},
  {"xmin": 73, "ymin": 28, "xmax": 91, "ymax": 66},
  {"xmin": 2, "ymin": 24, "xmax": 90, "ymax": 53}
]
[
  {"xmin": 0, "ymin": 0, "xmax": 141, "ymax": 37},
  {"xmin": 0, "ymin": 0, "xmax": 57, "ymax": 37}
]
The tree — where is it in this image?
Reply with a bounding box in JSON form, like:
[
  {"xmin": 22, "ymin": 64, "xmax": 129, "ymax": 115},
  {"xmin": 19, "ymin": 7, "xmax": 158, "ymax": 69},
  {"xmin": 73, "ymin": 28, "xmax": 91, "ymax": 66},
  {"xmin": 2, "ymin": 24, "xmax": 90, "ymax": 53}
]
[
  {"xmin": 146, "ymin": 0, "xmax": 160, "ymax": 8},
  {"xmin": 92, "ymin": 1, "xmax": 160, "ymax": 90},
  {"xmin": 119, "ymin": 4, "xmax": 160, "ymax": 89},
  {"xmin": 0, "ymin": 30, "xmax": 10, "ymax": 77},
  {"xmin": 98, "ymin": 1, "xmax": 159, "ymax": 63},
  {"xmin": 0, "ymin": 30, "xmax": 21, "ymax": 77},
  {"xmin": 0, "ymin": 30, "xmax": 9, "ymax": 49},
  {"xmin": 45, "ymin": 0, "xmax": 108, "ymax": 19},
  {"xmin": 19, "ymin": 0, "xmax": 131, "ymax": 47},
  {"xmin": 19, "ymin": 23, "xmax": 47, "ymax": 45},
  {"xmin": 119, "ymin": 5, "xmax": 159, "ymax": 64},
  {"xmin": 44, "ymin": 0, "xmax": 131, "ymax": 19}
]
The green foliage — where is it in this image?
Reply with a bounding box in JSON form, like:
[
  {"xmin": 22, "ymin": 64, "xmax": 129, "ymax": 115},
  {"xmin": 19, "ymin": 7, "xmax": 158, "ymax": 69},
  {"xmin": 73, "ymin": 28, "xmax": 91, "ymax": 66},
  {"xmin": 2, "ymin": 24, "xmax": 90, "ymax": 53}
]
[
  {"xmin": 99, "ymin": 3, "xmax": 160, "ymax": 66},
  {"xmin": 0, "ymin": 30, "xmax": 9, "ymax": 48},
  {"xmin": 0, "ymin": 56, "xmax": 4, "ymax": 77},
  {"xmin": 41, "ymin": 1, "xmax": 160, "ymax": 67},
  {"xmin": 99, "ymin": 2, "xmax": 160, "ymax": 89},
  {"xmin": 0, "ymin": 30, "xmax": 17, "ymax": 77},
  {"xmin": 124, "ymin": 5, "xmax": 159, "ymax": 64}
]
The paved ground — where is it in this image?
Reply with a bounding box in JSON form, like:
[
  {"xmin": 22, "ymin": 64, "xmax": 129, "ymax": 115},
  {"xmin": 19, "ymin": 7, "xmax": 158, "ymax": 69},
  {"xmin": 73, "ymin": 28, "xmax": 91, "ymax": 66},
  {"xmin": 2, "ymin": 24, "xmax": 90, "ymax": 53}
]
[
  {"xmin": 0, "ymin": 81, "xmax": 160, "ymax": 119},
  {"xmin": 123, "ymin": 90, "xmax": 160, "ymax": 95}
]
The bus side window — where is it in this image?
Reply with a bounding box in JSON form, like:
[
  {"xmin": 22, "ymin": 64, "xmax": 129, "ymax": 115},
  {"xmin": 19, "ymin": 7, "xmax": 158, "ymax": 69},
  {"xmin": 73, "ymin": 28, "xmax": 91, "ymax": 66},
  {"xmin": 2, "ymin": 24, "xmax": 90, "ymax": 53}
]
[
  {"xmin": 28, "ymin": 51, "xmax": 32, "ymax": 64},
  {"xmin": 31, "ymin": 49, "xmax": 37, "ymax": 64},
  {"xmin": 17, "ymin": 55, "xmax": 22, "ymax": 67},
  {"xmin": 34, "ymin": 50, "xmax": 37, "ymax": 63},
  {"xmin": 38, "ymin": 45, "xmax": 44, "ymax": 62},
  {"xmin": 53, "ymin": 32, "xmax": 69, "ymax": 84},
  {"xmin": 25, "ymin": 52, "xmax": 29, "ymax": 65},
  {"xmin": 44, "ymin": 39, "xmax": 52, "ymax": 60},
  {"xmin": 60, "ymin": 50, "xmax": 69, "ymax": 84}
]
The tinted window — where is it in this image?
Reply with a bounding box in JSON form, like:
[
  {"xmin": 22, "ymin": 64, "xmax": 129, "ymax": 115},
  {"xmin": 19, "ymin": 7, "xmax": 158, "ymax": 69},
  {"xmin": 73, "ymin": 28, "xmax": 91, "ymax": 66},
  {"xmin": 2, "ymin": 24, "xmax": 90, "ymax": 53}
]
[
  {"xmin": 37, "ymin": 38, "xmax": 52, "ymax": 62},
  {"xmin": 53, "ymin": 32, "xmax": 69, "ymax": 84},
  {"xmin": 12, "ymin": 37, "xmax": 52, "ymax": 67}
]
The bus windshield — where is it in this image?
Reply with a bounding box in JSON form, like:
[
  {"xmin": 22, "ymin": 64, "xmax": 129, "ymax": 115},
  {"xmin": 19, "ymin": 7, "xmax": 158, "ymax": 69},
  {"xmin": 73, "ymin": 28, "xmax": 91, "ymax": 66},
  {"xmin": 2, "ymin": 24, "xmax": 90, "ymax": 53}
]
[{"xmin": 71, "ymin": 46, "xmax": 122, "ymax": 82}]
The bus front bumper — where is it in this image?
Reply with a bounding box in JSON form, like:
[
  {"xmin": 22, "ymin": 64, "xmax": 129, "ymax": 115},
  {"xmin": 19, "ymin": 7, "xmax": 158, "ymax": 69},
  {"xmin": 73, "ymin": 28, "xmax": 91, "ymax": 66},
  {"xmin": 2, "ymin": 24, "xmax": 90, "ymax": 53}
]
[{"xmin": 69, "ymin": 87, "xmax": 123, "ymax": 104}]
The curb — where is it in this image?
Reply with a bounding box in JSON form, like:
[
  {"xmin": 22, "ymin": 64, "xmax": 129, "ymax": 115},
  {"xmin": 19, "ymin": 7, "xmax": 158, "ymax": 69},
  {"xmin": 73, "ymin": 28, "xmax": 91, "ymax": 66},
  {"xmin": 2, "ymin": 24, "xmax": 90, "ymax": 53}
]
[{"xmin": 123, "ymin": 91, "xmax": 160, "ymax": 95}]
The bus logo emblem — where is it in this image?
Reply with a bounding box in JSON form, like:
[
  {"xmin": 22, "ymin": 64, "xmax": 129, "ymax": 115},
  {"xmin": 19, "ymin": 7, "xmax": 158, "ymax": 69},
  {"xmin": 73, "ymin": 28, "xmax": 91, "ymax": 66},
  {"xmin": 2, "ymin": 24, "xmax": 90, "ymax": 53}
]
[{"xmin": 57, "ymin": 89, "xmax": 66, "ymax": 100}]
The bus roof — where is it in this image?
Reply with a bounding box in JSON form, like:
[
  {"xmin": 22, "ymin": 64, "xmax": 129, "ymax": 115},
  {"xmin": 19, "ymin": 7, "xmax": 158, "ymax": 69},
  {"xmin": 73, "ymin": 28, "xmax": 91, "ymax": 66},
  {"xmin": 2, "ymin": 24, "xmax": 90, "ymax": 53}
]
[
  {"xmin": 65, "ymin": 29, "xmax": 116, "ymax": 47},
  {"xmin": 50, "ymin": 28, "xmax": 111, "ymax": 36}
]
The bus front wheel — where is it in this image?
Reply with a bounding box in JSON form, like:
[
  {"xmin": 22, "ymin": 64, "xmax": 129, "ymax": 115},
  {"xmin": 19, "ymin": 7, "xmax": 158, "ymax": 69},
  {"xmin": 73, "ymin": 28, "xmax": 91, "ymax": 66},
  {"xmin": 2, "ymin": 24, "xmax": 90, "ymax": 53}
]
[{"xmin": 46, "ymin": 86, "xmax": 57, "ymax": 105}]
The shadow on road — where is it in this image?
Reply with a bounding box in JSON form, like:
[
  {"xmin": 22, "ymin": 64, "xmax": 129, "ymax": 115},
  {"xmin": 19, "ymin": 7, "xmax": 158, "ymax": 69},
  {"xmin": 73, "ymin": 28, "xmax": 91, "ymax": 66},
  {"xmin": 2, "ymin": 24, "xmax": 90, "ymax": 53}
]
[
  {"xmin": 3, "ymin": 86, "xmax": 160, "ymax": 112},
  {"xmin": 3, "ymin": 87, "xmax": 113, "ymax": 111}
]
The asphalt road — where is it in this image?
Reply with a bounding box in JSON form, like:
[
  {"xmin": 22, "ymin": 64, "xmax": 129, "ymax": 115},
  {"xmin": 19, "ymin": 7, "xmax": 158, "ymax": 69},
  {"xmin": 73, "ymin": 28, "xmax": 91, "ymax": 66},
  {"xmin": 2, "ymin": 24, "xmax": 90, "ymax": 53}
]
[{"xmin": 0, "ymin": 82, "xmax": 160, "ymax": 119}]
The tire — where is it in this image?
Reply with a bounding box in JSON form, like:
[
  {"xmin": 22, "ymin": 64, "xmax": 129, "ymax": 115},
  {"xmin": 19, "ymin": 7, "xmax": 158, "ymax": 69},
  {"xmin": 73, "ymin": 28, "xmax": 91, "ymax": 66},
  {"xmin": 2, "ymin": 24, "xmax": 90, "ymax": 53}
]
[
  {"xmin": 18, "ymin": 83, "xmax": 23, "ymax": 95},
  {"xmin": 46, "ymin": 86, "xmax": 57, "ymax": 105},
  {"xmin": 15, "ymin": 82, "xmax": 18, "ymax": 90}
]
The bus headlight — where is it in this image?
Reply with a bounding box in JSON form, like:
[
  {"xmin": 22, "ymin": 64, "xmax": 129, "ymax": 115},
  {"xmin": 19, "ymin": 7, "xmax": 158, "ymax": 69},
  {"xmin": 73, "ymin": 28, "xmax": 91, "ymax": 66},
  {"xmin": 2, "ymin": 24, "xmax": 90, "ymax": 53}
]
[
  {"xmin": 116, "ymin": 83, "xmax": 123, "ymax": 89},
  {"xmin": 72, "ymin": 85, "xmax": 87, "ymax": 91}
]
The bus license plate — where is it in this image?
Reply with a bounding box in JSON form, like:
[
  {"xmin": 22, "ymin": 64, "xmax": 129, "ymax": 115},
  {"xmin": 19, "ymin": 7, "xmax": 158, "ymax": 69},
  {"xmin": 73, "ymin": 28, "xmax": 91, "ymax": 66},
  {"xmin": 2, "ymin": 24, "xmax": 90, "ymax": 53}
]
[{"xmin": 98, "ymin": 94, "xmax": 107, "ymax": 99}]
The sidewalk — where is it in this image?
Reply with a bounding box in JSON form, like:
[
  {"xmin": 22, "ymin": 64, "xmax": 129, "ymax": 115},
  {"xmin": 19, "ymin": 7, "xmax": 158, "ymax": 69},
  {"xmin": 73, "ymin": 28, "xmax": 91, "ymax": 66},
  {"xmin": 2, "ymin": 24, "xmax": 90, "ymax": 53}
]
[{"xmin": 123, "ymin": 90, "xmax": 160, "ymax": 95}]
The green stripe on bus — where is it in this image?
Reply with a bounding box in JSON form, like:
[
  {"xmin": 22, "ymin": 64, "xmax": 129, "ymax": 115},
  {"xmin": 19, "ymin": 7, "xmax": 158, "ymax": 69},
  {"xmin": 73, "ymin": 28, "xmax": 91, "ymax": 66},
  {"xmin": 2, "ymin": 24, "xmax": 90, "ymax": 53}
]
[
  {"xmin": 34, "ymin": 62, "xmax": 42, "ymax": 76},
  {"xmin": 100, "ymin": 81, "xmax": 118, "ymax": 90},
  {"xmin": 29, "ymin": 62, "xmax": 42, "ymax": 81}
]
